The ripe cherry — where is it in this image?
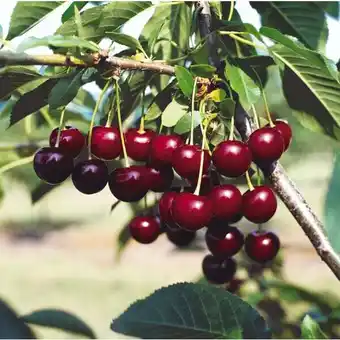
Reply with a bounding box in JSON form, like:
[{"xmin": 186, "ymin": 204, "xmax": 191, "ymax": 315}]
[
  {"xmin": 109, "ymin": 165, "xmax": 149, "ymax": 202},
  {"xmin": 49, "ymin": 126, "xmax": 85, "ymax": 158},
  {"xmin": 243, "ymin": 186, "xmax": 277, "ymax": 224},
  {"xmin": 187, "ymin": 174, "xmax": 212, "ymax": 195},
  {"xmin": 212, "ymin": 140, "xmax": 252, "ymax": 177},
  {"xmin": 33, "ymin": 147, "xmax": 73, "ymax": 184},
  {"xmin": 149, "ymin": 134, "xmax": 183, "ymax": 168},
  {"xmin": 244, "ymin": 231, "xmax": 280, "ymax": 263},
  {"xmin": 125, "ymin": 128, "xmax": 156, "ymax": 162},
  {"xmin": 88, "ymin": 126, "xmax": 122, "ymax": 160},
  {"xmin": 171, "ymin": 192, "xmax": 213, "ymax": 231},
  {"xmin": 165, "ymin": 224, "xmax": 196, "ymax": 247},
  {"xmin": 202, "ymin": 255, "xmax": 237, "ymax": 284},
  {"xmin": 159, "ymin": 191, "xmax": 178, "ymax": 230},
  {"xmin": 248, "ymin": 127, "xmax": 285, "ymax": 164},
  {"xmin": 273, "ymin": 120, "xmax": 292, "ymax": 151},
  {"xmin": 205, "ymin": 223, "xmax": 244, "ymax": 258},
  {"xmin": 208, "ymin": 185, "xmax": 242, "ymax": 221},
  {"xmin": 147, "ymin": 166, "xmax": 174, "ymax": 193},
  {"xmin": 129, "ymin": 216, "xmax": 160, "ymax": 244},
  {"xmin": 172, "ymin": 144, "xmax": 211, "ymax": 179},
  {"xmin": 72, "ymin": 159, "xmax": 108, "ymax": 195}
]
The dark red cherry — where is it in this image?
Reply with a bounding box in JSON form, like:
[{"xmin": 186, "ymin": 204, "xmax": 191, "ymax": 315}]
[
  {"xmin": 147, "ymin": 166, "xmax": 174, "ymax": 193},
  {"xmin": 88, "ymin": 126, "xmax": 122, "ymax": 160},
  {"xmin": 205, "ymin": 224, "xmax": 244, "ymax": 258},
  {"xmin": 248, "ymin": 127, "xmax": 285, "ymax": 164},
  {"xmin": 209, "ymin": 185, "xmax": 242, "ymax": 221},
  {"xmin": 244, "ymin": 231, "xmax": 280, "ymax": 263},
  {"xmin": 172, "ymin": 144, "xmax": 211, "ymax": 179},
  {"xmin": 125, "ymin": 128, "xmax": 156, "ymax": 162},
  {"xmin": 72, "ymin": 159, "xmax": 108, "ymax": 195},
  {"xmin": 273, "ymin": 120, "xmax": 292, "ymax": 151},
  {"xmin": 171, "ymin": 192, "xmax": 213, "ymax": 231},
  {"xmin": 129, "ymin": 216, "xmax": 160, "ymax": 244},
  {"xmin": 33, "ymin": 147, "xmax": 73, "ymax": 185},
  {"xmin": 165, "ymin": 224, "xmax": 196, "ymax": 247},
  {"xmin": 159, "ymin": 191, "xmax": 178, "ymax": 229},
  {"xmin": 227, "ymin": 278, "xmax": 245, "ymax": 293},
  {"xmin": 243, "ymin": 186, "xmax": 277, "ymax": 224},
  {"xmin": 108, "ymin": 165, "xmax": 149, "ymax": 202},
  {"xmin": 202, "ymin": 255, "xmax": 237, "ymax": 284},
  {"xmin": 212, "ymin": 140, "xmax": 252, "ymax": 177},
  {"xmin": 149, "ymin": 134, "xmax": 183, "ymax": 168},
  {"xmin": 187, "ymin": 173, "xmax": 212, "ymax": 195},
  {"xmin": 49, "ymin": 126, "xmax": 85, "ymax": 158}
]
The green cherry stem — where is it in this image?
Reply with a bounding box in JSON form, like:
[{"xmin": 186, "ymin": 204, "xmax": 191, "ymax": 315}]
[
  {"xmin": 228, "ymin": 115, "xmax": 235, "ymax": 141},
  {"xmin": 0, "ymin": 155, "xmax": 34, "ymax": 176},
  {"xmin": 227, "ymin": 0, "xmax": 235, "ymax": 21},
  {"xmin": 55, "ymin": 107, "xmax": 66, "ymax": 148},
  {"xmin": 105, "ymin": 86, "xmax": 115, "ymax": 127},
  {"xmin": 190, "ymin": 77, "xmax": 198, "ymax": 145},
  {"xmin": 251, "ymin": 104, "xmax": 260, "ymax": 129},
  {"xmin": 245, "ymin": 170, "xmax": 255, "ymax": 191},
  {"xmin": 138, "ymin": 88, "xmax": 146, "ymax": 134},
  {"xmin": 219, "ymin": 32, "xmax": 265, "ymax": 50}
]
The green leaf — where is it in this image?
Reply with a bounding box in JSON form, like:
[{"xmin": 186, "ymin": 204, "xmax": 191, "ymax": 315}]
[
  {"xmin": 74, "ymin": 4, "xmax": 85, "ymax": 38},
  {"xmin": 175, "ymin": 66, "xmax": 194, "ymax": 98},
  {"xmin": 315, "ymin": 2, "xmax": 339, "ymax": 19},
  {"xmin": 7, "ymin": 1, "xmax": 62, "ymax": 40},
  {"xmin": 161, "ymin": 100, "xmax": 188, "ymax": 128},
  {"xmin": 300, "ymin": 315, "xmax": 328, "ymax": 339},
  {"xmin": 106, "ymin": 32, "xmax": 145, "ymax": 53},
  {"xmin": 173, "ymin": 110, "xmax": 202, "ymax": 135},
  {"xmin": 111, "ymin": 282, "xmax": 270, "ymax": 338},
  {"xmin": 208, "ymin": 89, "xmax": 226, "ymax": 103},
  {"xmin": 220, "ymin": 98, "xmax": 236, "ymax": 120},
  {"xmin": 73, "ymin": 88, "xmax": 96, "ymax": 109},
  {"xmin": 190, "ymin": 64, "xmax": 216, "ymax": 78},
  {"xmin": 31, "ymin": 183, "xmax": 60, "ymax": 204},
  {"xmin": 22, "ymin": 309, "xmax": 95, "ymax": 339},
  {"xmin": 62, "ymin": 1, "xmax": 88, "ymax": 23}
]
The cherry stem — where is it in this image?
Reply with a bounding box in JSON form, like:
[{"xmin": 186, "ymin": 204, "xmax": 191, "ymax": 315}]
[
  {"xmin": 55, "ymin": 107, "xmax": 66, "ymax": 148},
  {"xmin": 245, "ymin": 170, "xmax": 255, "ymax": 191},
  {"xmin": 115, "ymin": 79, "xmax": 130, "ymax": 168},
  {"xmin": 198, "ymin": 99, "xmax": 211, "ymax": 153},
  {"xmin": 251, "ymin": 104, "xmax": 260, "ymax": 129},
  {"xmin": 0, "ymin": 155, "xmax": 34, "ymax": 176},
  {"xmin": 158, "ymin": 123, "xmax": 163, "ymax": 134},
  {"xmin": 256, "ymin": 166, "xmax": 261, "ymax": 186},
  {"xmin": 138, "ymin": 88, "xmax": 146, "ymax": 134},
  {"xmin": 227, "ymin": 0, "xmax": 235, "ymax": 21},
  {"xmin": 105, "ymin": 88, "xmax": 115, "ymax": 127},
  {"xmin": 228, "ymin": 115, "xmax": 235, "ymax": 141},
  {"xmin": 190, "ymin": 77, "xmax": 198, "ymax": 145},
  {"xmin": 144, "ymin": 193, "xmax": 148, "ymax": 210}
]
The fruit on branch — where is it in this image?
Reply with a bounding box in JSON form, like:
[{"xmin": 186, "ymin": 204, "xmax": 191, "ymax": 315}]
[
  {"xmin": 187, "ymin": 173, "xmax": 212, "ymax": 195},
  {"xmin": 49, "ymin": 126, "xmax": 85, "ymax": 158},
  {"xmin": 72, "ymin": 159, "xmax": 108, "ymax": 195},
  {"xmin": 202, "ymin": 254, "xmax": 237, "ymax": 284},
  {"xmin": 272, "ymin": 120, "xmax": 292, "ymax": 151},
  {"xmin": 165, "ymin": 224, "xmax": 196, "ymax": 247},
  {"xmin": 244, "ymin": 230, "xmax": 280, "ymax": 263},
  {"xmin": 129, "ymin": 216, "xmax": 160, "ymax": 244},
  {"xmin": 147, "ymin": 166, "xmax": 174, "ymax": 193},
  {"xmin": 243, "ymin": 185, "xmax": 277, "ymax": 223},
  {"xmin": 212, "ymin": 140, "xmax": 252, "ymax": 177},
  {"xmin": 159, "ymin": 191, "xmax": 178, "ymax": 230},
  {"xmin": 33, "ymin": 147, "xmax": 73, "ymax": 185},
  {"xmin": 125, "ymin": 128, "xmax": 156, "ymax": 162}
]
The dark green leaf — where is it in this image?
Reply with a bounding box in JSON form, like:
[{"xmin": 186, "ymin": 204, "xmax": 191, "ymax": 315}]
[
  {"xmin": 106, "ymin": 32, "xmax": 145, "ymax": 53},
  {"xmin": 220, "ymin": 98, "xmax": 236, "ymax": 120},
  {"xmin": 315, "ymin": 2, "xmax": 339, "ymax": 19},
  {"xmin": 111, "ymin": 282, "xmax": 270, "ymax": 338},
  {"xmin": 62, "ymin": 1, "xmax": 88, "ymax": 23},
  {"xmin": 161, "ymin": 100, "xmax": 188, "ymax": 127},
  {"xmin": 173, "ymin": 110, "xmax": 202, "ymax": 135},
  {"xmin": 190, "ymin": 64, "xmax": 216, "ymax": 78},
  {"xmin": 300, "ymin": 315, "xmax": 328, "ymax": 339},
  {"xmin": 22, "ymin": 309, "xmax": 96, "ymax": 338},
  {"xmin": 175, "ymin": 66, "xmax": 194, "ymax": 97},
  {"xmin": 7, "ymin": 1, "xmax": 62, "ymax": 40}
]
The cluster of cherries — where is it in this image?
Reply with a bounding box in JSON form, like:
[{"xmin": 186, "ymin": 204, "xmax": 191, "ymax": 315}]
[{"xmin": 33, "ymin": 116, "xmax": 292, "ymax": 285}]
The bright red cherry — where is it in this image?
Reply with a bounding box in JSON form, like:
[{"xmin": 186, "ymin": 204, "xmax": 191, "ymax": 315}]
[
  {"xmin": 243, "ymin": 186, "xmax": 277, "ymax": 224},
  {"xmin": 208, "ymin": 185, "xmax": 242, "ymax": 221},
  {"xmin": 202, "ymin": 255, "xmax": 237, "ymax": 284},
  {"xmin": 165, "ymin": 224, "xmax": 196, "ymax": 247},
  {"xmin": 125, "ymin": 128, "xmax": 156, "ymax": 162},
  {"xmin": 88, "ymin": 126, "xmax": 122, "ymax": 160},
  {"xmin": 244, "ymin": 231, "xmax": 280, "ymax": 263},
  {"xmin": 273, "ymin": 120, "xmax": 292, "ymax": 151},
  {"xmin": 72, "ymin": 159, "xmax": 108, "ymax": 195},
  {"xmin": 129, "ymin": 216, "xmax": 160, "ymax": 244},
  {"xmin": 171, "ymin": 192, "xmax": 213, "ymax": 231},
  {"xmin": 147, "ymin": 166, "xmax": 174, "ymax": 193},
  {"xmin": 159, "ymin": 191, "xmax": 178, "ymax": 230},
  {"xmin": 212, "ymin": 140, "xmax": 252, "ymax": 177},
  {"xmin": 49, "ymin": 126, "xmax": 85, "ymax": 158},
  {"xmin": 33, "ymin": 147, "xmax": 73, "ymax": 185},
  {"xmin": 248, "ymin": 127, "xmax": 285, "ymax": 164},
  {"xmin": 149, "ymin": 134, "xmax": 183, "ymax": 168},
  {"xmin": 108, "ymin": 165, "xmax": 149, "ymax": 202}
]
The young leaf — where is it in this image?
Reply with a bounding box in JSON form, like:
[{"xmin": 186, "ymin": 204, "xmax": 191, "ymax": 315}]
[
  {"xmin": 190, "ymin": 64, "xmax": 216, "ymax": 78},
  {"xmin": 111, "ymin": 282, "xmax": 270, "ymax": 338},
  {"xmin": 208, "ymin": 89, "xmax": 226, "ymax": 103},
  {"xmin": 220, "ymin": 98, "xmax": 236, "ymax": 120},
  {"xmin": 175, "ymin": 66, "xmax": 194, "ymax": 98},
  {"xmin": 105, "ymin": 32, "xmax": 145, "ymax": 54},
  {"xmin": 161, "ymin": 100, "xmax": 188, "ymax": 127},
  {"xmin": 74, "ymin": 4, "xmax": 85, "ymax": 38},
  {"xmin": 301, "ymin": 315, "xmax": 328, "ymax": 339},
  {"xmin": 173, "ymin": 110, "xmax": 202, "ymax": 135},
  {"xmin": 62, "ymin": 1, "xmax": 88, "ymax": 23}
]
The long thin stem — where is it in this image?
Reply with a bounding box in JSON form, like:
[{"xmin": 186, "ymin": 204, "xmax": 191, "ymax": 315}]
[
  {"xmin": 190, "ymin": 77, "xmax": 198, "ymax": 145},
  {"xmin": 219, "ymin": 32, "xmax": 266, "ymax": 50},
  {"xmin": 55, "ymin": 107, "xmax": 66, "ymax": 148},
  {"xmin": 105, "ymin": 87, "xmax": 115, "ymax": 127},
  {"xmin": 138, "ymin": 87, "xmax": 146, "ymax": 133},
  {"xmin": 228, "ymin": 115, "xmax": 235, "ymax": 141},
  {"xmin": 0, "ymin": 155, "xmax": 34, "ymax": 176},
  {"xmin": 245, "ymin": 170, "xmax": 255, "ymax": 191},
  {"xmin": 251, "ymin": 104, "xmax": 260, "ymax": 129},
  {"xmin": 227, "ymin": 0, "xmax": 235, "ymax": 21}
]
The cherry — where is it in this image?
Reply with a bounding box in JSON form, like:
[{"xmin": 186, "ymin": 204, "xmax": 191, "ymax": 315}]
[
  {"xmin": 159, "ymin": 191, "xmax": 178, "ymax": 230},
  {"xmin": 49, "ymin": 126, "xmax": 85, "ymax": 158},
  {"xmin": 147, "ymin": 166, "xmax": 174, "ymax": 193},
  {"xmin": 72, "ymin": 159, "xmax": 108, "ymax": 195},
  {"xmin": 172, "ymin": 144, "xmax": 211, "ymax": 179},
  {"xmin": 149, "ymin": 134, "xmax": 183, "ymax": 168},
  {"xmin": 33, "ymin": 147, "xmax": 73, "ymax": 184},
  {"xmin": 208, "ymin": 185, "xmax": 242, "ymax": 221},
  {"xmin": 88, "ymin": 126, "xmax": 122, "ymax": 160},
  {"xmin": 226, "ymin": 278, "xmax": 245, "ymax": 294},
  {"xmin": 202, "ymin": 255, "xmax": 237, "ymax": 284},
  {"xmin": 171, "ymin": 192, "xmax": 213, "ymax": 231},
  {"xmin": 187, "ymin": 173, "xmax": 212, "ymax": 195},
  {"xmin": 243, "ymin": 186, "xmax": 277, "ymax": 223},
  {"xmin": 244, "ymin": 231, "xmax": 280, "ymax": 263},
  {"xmin": 129, "ymin": 216, "xmax": 160, "ymax": 244},
  {"xmin": 212, "ymin": 140, "xmax": 252, "ymax": 177},
  {"xmin": 273, "ymin": 120, "xmax": 292, "ymax": 151},
  {"xmin": 108, "ymin": 165, "xmax": 149, "ymax": 202},
  {"xmin": 125, "ymin": 128, "xmax": 156, "ymax": 162},
  {"xmin": 248, "ymin": 127, "xmax": 285, "ymax": 164},
  {"xmin": 165, "ymin": 224, "xmax": 196, "ymax": 247}
]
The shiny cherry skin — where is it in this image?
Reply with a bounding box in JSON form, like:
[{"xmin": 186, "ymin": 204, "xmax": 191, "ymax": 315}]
[
  {"xmin": 165, "ymin": 224, "xmax": 196, "ymax": 247},
  {"xmin": 108, "ymin": 165, "xmax": 149, "ymax": 202},
  {"xmin": 125, "ymin": 128, "xmax": 156, "ymax": 162},
  {"xmin": 72, "ymin": 159, "xmax": 108, "ymax": 195},
  {"xmin": 248, "ymin": 127, "xmax": 285, "ymax": 164},
  {"xmin": 147, "ymin": 166, "xmax": 174, "ymax": 193},
  {"xmin": 206, "ymin": 223, "xmax": 244, "ymax": 258},
  {"xmin": 243, "ymin": 186, "xmax": 277, "ymax": 224},
  {"xmin": 172, "ymin": 144, "xmax": 211, "ymax": 179},
  {"xmin": 273, "ymin": 120, "xmax": 292, "ymax": 151},
  {"xmin": 149, "ymin": 134, "xmax": 183, "ymax": 168},
  {"xmin": 88, "ymin": 126, "xmax": 122, "ymax": 160},
  {"xmin": 33, "ymin": 147, "xmax": 73, "ymax": 185},
  {"xmin": 212, "ymin": 140, "xmax": 252, "ymax": 177},
  {"xmin": 244, "ymin": 231, "xmax": 280, "ymax": 263},
  {"xmin": 129, "ymin": 216, "xmax": 160, "ymax": 244},
  {"xmin": 202, "ymin": 255, "xmax": 237, "ymax": 284},
  {"xmin": 159, "ymin": 191, "xmax": 178, "ymax": 230},
  {"xmin": 49, "ymin": 126, "xmax": 85, "ymax": 158},
  {"xmin": 171, "ymin": 192, "xmax": 213, "ymax": 231},
  {"xmin": 209, "ymin": 185, "xmax": 242, "ymax": 221}
]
